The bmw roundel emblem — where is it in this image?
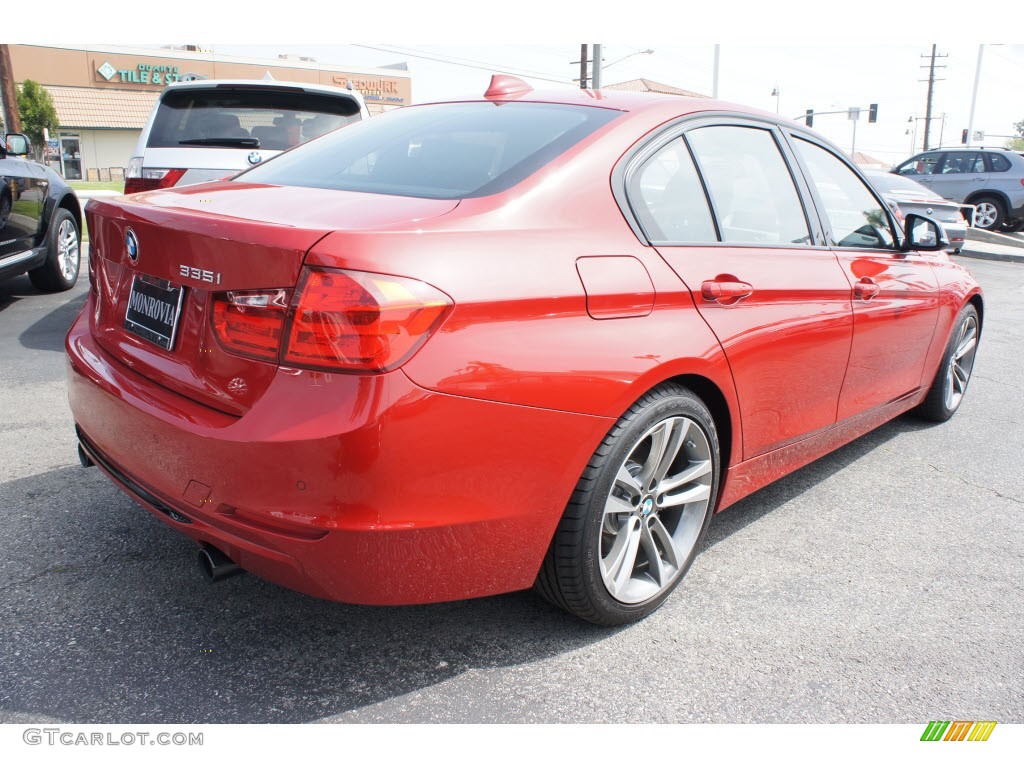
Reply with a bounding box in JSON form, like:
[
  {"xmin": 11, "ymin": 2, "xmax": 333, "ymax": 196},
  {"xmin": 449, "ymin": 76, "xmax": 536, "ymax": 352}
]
[
  {"xmin": 125, "ymin": 228, "xmax": 139, "ymax": 262},
  {"xmin": 247, "ymin": 151, "xmax": 262, "ymax": 165}
]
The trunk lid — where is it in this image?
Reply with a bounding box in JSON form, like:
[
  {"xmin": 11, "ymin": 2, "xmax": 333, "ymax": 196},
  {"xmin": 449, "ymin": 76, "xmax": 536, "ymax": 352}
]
[{"xmin": 85, "ymin": 181, "xmax": 459, "ymax": 414}]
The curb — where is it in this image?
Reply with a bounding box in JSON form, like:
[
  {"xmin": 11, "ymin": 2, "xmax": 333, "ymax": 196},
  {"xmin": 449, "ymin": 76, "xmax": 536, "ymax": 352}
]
[{"xmin": 955, "ymin": 249, "xmax": 1024, "ymax": 265}]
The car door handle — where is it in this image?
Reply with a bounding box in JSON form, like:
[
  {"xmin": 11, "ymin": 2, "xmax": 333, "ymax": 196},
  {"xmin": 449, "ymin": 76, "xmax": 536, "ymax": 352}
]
[
  {"xmin": 854, "ymin": 278, "xmax": 880, "ymax": 301},
  {"xmin": 702, "ymin": 280, "xmax": 753, "ymax": 302}
]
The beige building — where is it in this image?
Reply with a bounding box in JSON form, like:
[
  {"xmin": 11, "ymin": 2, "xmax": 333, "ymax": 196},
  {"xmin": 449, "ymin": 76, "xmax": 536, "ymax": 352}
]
[{"xmin": 4, "ymin": 44, "xmax": 412, "ymax": 180}]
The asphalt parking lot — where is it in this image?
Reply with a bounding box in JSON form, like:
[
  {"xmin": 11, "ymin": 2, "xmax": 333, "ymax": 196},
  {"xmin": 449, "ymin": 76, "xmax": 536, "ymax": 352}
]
[{"xmin": 0, "ymin": 247, "xmax": 1021, "ymax": 724}]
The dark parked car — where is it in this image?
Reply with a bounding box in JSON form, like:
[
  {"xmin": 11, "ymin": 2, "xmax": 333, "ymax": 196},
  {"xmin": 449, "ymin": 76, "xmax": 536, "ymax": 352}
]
[{"xmin": 1, "ymin": 132, "xmax": 83, "ymax": 291}]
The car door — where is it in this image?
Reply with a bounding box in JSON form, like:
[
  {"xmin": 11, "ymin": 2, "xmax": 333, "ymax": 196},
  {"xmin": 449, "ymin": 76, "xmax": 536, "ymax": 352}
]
[
  {"xmin": 0, "ymin": 138, "xmax": 43, "ymax": 260},
  {"xmin": 628, "ymin": 120, "xmax": 854, "ymax": 460},
  {"xmin": 788, "ymin": 135, "xmax": 941, "ymax": 421},
  {"xmin": 927, "ymin": 151, "xmax": 988, "ymax": 203},
  {"xmin": 894, "ymin": 151, "xmax": 943, "ymax": 194}
]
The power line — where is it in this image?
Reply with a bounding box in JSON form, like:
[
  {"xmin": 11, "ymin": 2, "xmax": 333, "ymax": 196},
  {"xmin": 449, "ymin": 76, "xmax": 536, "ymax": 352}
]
[{"xmin": 349, "ymin": 44, "xmax": 573, "ymax": 84}]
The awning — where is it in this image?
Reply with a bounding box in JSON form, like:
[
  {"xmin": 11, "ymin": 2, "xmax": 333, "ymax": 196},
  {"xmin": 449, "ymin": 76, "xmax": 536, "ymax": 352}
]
[{"xmin": 43, "ymin": 85, "xmax": 159, "ymax": 130}]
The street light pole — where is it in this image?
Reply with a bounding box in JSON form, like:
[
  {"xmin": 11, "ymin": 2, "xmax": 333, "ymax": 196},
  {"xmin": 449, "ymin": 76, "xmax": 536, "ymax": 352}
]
[{"xmin": 772, "ymin": 86, "xmax": 780, "ymax": 114}]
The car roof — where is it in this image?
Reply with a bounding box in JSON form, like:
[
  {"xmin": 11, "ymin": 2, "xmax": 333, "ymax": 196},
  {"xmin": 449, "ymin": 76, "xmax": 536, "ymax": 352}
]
[{"xmin": 417, "ymin": 85, "xmax": 786, "ymax": 123}]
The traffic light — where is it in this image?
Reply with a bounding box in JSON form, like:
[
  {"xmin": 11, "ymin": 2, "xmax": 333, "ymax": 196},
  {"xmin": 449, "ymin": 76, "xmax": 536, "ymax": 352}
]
[
  {"xmin": 961, "ymin": 129, "xmax": 969, "ymax": 144},
  {"xmin": 805, "ymin": 109, "xmax": 814, "ymax": 127},
  {"xmin": 868, "ymin": 103, "xmax": 878, "ymax": 123}
]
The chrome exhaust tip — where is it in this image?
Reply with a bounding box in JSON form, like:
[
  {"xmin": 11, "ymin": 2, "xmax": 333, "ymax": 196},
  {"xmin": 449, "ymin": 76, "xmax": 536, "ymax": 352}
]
[{"xmin": 197, "ymin": 545, "xmax": 243, "ymax": 583}]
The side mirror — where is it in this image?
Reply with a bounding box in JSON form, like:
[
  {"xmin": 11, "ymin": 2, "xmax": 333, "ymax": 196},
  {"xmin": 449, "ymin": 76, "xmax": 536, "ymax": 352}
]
[
  {"xmin": 4, "ymin": 133, "xmax": 31, "ymax": 157},
  {"xmin": 901, "ymin": 213, "xmax": 950, "ymax": 252}
]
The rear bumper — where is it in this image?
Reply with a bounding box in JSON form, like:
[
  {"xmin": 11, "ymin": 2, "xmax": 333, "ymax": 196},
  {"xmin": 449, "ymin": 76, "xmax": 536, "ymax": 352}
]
[{"xmin": 66, "ymin": 301, "xmax": 612, "ymax": 605}]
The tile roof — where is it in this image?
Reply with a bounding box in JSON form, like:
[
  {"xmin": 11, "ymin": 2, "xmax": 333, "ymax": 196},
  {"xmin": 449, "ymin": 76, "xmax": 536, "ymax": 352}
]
[
  {"xmin": 604, "ymin": 78, "xmax": 708, "ymax": 98},
  {"xmin": 44, "ymin": 86, "xmax": 159, "ymax": 129}
]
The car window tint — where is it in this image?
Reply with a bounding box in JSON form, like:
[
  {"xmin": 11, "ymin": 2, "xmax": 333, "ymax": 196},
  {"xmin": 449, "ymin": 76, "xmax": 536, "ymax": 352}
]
[
  {"xmin": 239, "ymin": 102, "xmax": 621, "ymax": 200},
  {"xmin": 988, "ymin": 153, "xmax": 1011, "ymax": 172},
  {"xmin": 897, "ymin": 153, "xmax": 941, "ymax": 175},
  {"xmin": 939, "ymin": 152, "xmax": 983, "ymax": 174},
  {"xmin": 148, "ymin": 88, "xmax": 363, "ymax": 151},
  {"xmin": 794, "ymin": 138, "xmax": 895, "ymax": 250},
  {"xmin": 630, "ymin": 138, "xmax": 717, "ymax": 243},
  {"xmin": 685, "ymin": 126, "xmax": 810, "ymax": 245}
]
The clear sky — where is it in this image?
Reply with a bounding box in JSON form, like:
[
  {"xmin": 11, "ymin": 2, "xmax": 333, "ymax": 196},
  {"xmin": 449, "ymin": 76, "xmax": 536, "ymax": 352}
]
[
  {"xmin": 33, "ymin": 0, "xmax": 1024, "ymax": 166},
  {"xmin": 214, "ymin": 42, "xmax": 1024, "ymax": 165}
]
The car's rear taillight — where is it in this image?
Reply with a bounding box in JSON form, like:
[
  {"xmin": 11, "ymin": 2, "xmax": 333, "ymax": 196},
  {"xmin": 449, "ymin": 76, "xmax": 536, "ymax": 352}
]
[
  {"xmin": 210, "ymin": 269, "xmax": 452, "ymax": 373},
  {"xmin": 212, "ymin": 289, "xmax": 290, "ymax": 362},
  {"xmin": 284, "ymin": 268, "xmax": 452, "ymax": 372},
  {"xmin": 124, "ymin": 157, "xmax": 187, "ymax": 194}
]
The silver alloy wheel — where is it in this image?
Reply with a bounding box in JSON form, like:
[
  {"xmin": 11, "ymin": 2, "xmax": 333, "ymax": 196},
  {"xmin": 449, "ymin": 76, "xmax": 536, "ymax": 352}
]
[
  {"xmin": 57, "ymin": 218, "xmax": 79, "ymax": 281},
  {"xmin": 974, "ymin": 202, "xmax": 998, "ymax": 229},
  {"xmin": 945, "ymin": 313, "xmax": 978, "ymax": 411},
  {"xmin": 599, "ymin": 415, "xmax": 713, "ymax": 604}
]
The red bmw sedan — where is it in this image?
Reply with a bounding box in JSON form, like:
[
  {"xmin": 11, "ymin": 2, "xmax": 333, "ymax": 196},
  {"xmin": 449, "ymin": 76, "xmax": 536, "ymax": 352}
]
[{"xmin": 67, "ymin": 76, "xmax": 982, "ymax": 625}]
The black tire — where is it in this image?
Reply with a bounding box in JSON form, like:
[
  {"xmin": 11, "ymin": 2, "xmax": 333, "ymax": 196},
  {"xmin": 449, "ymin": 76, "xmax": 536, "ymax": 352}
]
[
  {"xmin": 916, "ymin": 304, "xmax": 980, "ymax": 422},
  {"xmin": 28, "ymin": 208, "xmax": 80, "ymax": 292},
  {"xmin": 998, "ymin": 220, "xmax": 1024, "ymax": 234},
  {"xmin": 535, "ymin": 383, "xmax": 720, "ymax": 626},
  {"xmin": 971, "ymin": 196, "xmax": 1005, "ymax": 231}
]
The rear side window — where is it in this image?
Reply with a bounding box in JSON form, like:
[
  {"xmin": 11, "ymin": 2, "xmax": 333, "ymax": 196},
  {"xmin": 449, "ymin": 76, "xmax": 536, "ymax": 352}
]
[
  {"xmin": 988, "ymin": 153, "xmax": 1011, "ymax": 172},
  {"xmin": 939, "ymin": 152, "xmax": 984, "ymax": 174},
  {"xmin": 148, "ymin": 87, "xmax": 363, "ymax": 151},
  {"xmin": 238, "ymin": 102, "xmax": 621, "ymax": 199},
  {"xmin": 630, "ymin": 138, "xmax": 717, "ymax": 243},
  {"xmin": 686, "ymin": 125, "xmax": 811, "ymax": 245}
]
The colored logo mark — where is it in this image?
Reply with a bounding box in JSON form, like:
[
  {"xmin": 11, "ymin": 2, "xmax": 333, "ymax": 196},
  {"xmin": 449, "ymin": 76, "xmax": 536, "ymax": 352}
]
[{"xmin": 920, "ymin": 721, "xmax": 997, "ymax": 742}]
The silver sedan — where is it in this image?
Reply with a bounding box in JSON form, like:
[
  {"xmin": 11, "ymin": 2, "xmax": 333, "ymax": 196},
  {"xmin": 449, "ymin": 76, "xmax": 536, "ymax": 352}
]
[{"xmin": 865, "ymin": 170, "xmax": 969, "ymax": 254}]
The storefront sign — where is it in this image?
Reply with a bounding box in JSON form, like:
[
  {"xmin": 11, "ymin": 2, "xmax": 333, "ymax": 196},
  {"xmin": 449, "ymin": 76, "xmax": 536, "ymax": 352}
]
[
  {"xmin": 332, "ymin": 75, "xmax": 406, "ymax": 104},
  {"xmin": 96, "ymin": 60, "xmax": 183, "ymax": 85}
]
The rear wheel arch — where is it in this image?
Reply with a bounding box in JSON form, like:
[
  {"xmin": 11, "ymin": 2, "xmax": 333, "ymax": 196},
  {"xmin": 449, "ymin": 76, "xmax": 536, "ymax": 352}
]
[
  {"xmin": 667, "ymin": 373, "xmax": 734, "ymax": 483},
  {"xmin": 57, "ymin": 193, "xmax": 83, "ymax": 235},
  {"xmin": 964, "ymin": 190, "xmax": 1010, "ymax": 209}
]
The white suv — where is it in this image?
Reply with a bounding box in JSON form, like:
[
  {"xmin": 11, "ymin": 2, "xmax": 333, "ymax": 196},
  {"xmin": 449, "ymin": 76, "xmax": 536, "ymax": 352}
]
[{"xmin": 125, "ymin": 79, "xmax": 369, "ymax": 194}]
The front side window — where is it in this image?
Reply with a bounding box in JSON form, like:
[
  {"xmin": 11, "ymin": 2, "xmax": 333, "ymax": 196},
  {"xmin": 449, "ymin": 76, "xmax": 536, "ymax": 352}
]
[
  {"xmin": 896, "ymin": 153, "xmax": 941, "ymax": 175},
  {"xmin": 793, "ymin": 138, "xmax": 895, "ymax": 250},
  {"xmin": 239, "ymin": 101, "xmax": 621, "ymax": 199},
  {"xmin": 685, "ymin": 125, "xmax": 810, "ymax": 245},
  {"xmin": 630, "ymin": 138, "xmax": 717, "ymax": 243}
]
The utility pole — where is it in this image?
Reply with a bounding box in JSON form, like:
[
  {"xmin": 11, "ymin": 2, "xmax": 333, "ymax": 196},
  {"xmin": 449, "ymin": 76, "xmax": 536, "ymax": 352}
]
[
  {"xmin": 574, "ymin": 45, "xmax": 589, "ymax": 90},
  {"xmin": 967, "ymin": 44, "xmax": 984, "ymax": 147},
  {"xmin": 712, "ymin": 44, "xmax": 720, "ymax": 98},
  {"xmin": 0, "ymin": 44, "xmax": 22, "ymax": 133},
  {"xmin": 591, "ymin": 45, "xmax": 602, "ymax": 89},
  {"xmin": 920, "ymin": 45, "xmax": 947, "ymax": 151}
]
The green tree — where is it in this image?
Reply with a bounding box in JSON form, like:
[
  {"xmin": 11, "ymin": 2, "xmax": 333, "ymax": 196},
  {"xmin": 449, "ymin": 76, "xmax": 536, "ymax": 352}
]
[
  {"xmin": 16, "ymin": 79, "xmax": 59, "ymax": 159},
  {"xmin": 1008, "ymin": 119, "xmax": 1024, "ymax": 152}
]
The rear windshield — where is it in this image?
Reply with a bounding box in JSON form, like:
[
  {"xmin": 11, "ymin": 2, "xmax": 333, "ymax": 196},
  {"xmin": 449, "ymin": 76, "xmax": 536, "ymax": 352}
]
[
  {"xmin": 147, "ymin": 87, "xmax": 363, "ymax": 151},
  {"xmin": 236, "ymin": 101, "xmax": 622, "ymax": 199}
]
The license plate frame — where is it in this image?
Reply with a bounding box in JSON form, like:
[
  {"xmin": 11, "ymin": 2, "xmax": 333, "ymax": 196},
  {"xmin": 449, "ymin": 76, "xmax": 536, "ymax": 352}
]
[{"xmin": 123, "ymin": 274, "xmax": 185, "ymax": 351}]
